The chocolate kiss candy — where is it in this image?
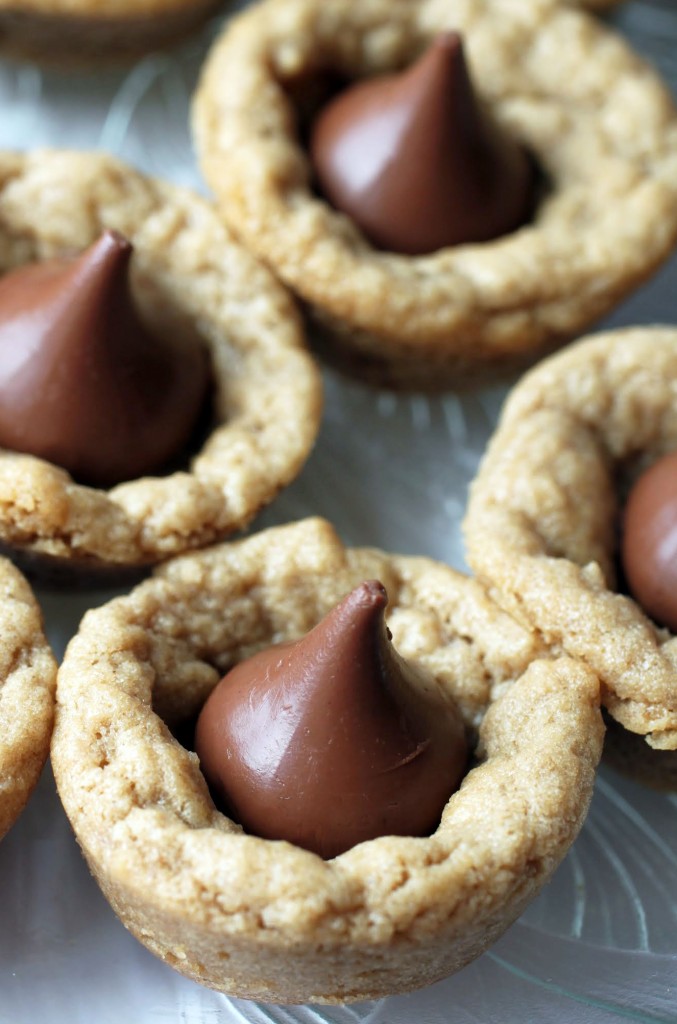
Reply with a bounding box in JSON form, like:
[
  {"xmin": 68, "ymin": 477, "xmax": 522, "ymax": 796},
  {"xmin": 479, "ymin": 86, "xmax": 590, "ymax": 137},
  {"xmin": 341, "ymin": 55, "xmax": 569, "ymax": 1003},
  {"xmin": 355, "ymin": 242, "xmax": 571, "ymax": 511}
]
[
  {"xmin": 622, "ymin": 451, "xmax": 677, "ymax": 633},
  {"xmin": 195, "ymin": 579, "xmax": 468, "ymax": 859},
  {"xmin": 310, "ymin": 33, "xmax": 535, "ymax": 255},
  {"xmin": 0, "ymin": 231, "xmax": 209, "ymax": 487}
]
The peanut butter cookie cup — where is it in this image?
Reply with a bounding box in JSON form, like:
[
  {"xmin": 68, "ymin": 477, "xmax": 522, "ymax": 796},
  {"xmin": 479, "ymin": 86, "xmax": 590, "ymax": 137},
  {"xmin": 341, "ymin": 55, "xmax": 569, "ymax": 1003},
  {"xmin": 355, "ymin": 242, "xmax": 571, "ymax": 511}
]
[
  {"xmin": 53, "ymin": 518, "xmax": 603, "ymax": 1003},
  {"xmin": 464, "ymin": 327, "xmax": 677, "ymax": 776},
  {"xmin": 193, "ymin": 0, "xmax": 677, "ymax": 390},
  {"xmin": 0, "ymin": 0, "xmax": 224, "ymax": 62},
  {"xmin": 0, "ymin": 558, "xmax": 56, "ymax": 840},
  {"xmin": 0, "ymin": 150, "xmax": 321, "ymax": 583}
]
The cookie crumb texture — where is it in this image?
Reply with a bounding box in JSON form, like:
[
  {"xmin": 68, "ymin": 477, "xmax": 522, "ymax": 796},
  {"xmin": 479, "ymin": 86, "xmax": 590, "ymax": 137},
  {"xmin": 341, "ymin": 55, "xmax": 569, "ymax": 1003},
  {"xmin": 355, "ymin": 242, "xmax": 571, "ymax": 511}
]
[
  {"xmin": 464, "ymin": 326, "xmax": 677, "ymax": 759},
  {"xmin": 53, "ymin": 518, "xmax": 603, "ymax": 1003},
  {"xmin": 193, "ymin": 0, "xmax": 677, "ymax": 389},
  {"xmin": 0, "ymin": 558, "xmax": 56, "ymax": 840},
  {"xmin": 0, "ymin": 0, "xmax": 224, "ymax": 62},
  {"xmin": 0, "ymin": 150, "xmax": 321, "ymax": 574}
]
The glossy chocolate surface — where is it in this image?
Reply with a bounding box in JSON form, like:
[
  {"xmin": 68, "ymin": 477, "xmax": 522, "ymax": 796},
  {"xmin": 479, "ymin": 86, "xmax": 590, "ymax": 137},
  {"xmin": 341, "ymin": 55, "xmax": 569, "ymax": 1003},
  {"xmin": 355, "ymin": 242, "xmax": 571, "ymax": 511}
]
[
  {"xmin": 0, "ymin": 231, "xmax": 209, "ymax": 487},
  {"xmin": 622, "ymin": 451, "xmax": 677, "ymax": 633},
  {"xmin": 195, "ymin": 579, "xmax": 468, "ymax": 859},
  {"xmin": 310, "ymin": 33, "xmax": 535, "ymax": 256}
]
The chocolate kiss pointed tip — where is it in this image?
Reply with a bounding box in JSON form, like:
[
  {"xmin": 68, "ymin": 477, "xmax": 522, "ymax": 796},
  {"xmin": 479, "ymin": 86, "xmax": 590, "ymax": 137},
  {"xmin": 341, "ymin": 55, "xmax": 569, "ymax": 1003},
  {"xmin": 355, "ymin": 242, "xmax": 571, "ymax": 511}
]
[
  {"xmin": 319, "ymin": 580, "xmax": 386, "ymax": 640},
  {"xmin": 304, "ymin": 579, "xmax": 390, "ymax": 676},
  {"xmin": 339, "ymin": 578, "xmax": 387, "ymax": 613},
  {"xmin": 402, "ymin": 31, "xmax": 471, "ymax": 112},
  {"xmin": 95, "ymin": 228, "xmax": 132, "ymax": 258},
  {"xmin": 66, "ymin": 230, "xmax": 134, "ymax": 309},
  {"xmin": 97, "ymin": 227, "xmax": 131, "ymax": 251},
  {"xmin": 415, "ymin": 31, "xmax": 471, "ymax": 95},
  {"xmin": 77, "ymin": 229, "xmax": 133, "ymax": 284},
  {"xmin": 420, "ymin": 30, "xmax": 463, "ymax": 64}
]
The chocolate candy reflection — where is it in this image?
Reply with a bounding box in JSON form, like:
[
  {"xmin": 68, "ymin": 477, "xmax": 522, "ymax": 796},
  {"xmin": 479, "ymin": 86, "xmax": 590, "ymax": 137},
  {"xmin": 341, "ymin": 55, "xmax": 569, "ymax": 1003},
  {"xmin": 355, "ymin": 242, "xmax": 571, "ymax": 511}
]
[
  {"xmin": 622, "ymin": 451, "xmax": 677, "ymax": 633},
  {"xmin": 195, "ymin": 579, "xmax": 468, "ymax": 859},
  {"xmin": 310, "ymin": 33, "xmax": 535, "ymax": 256},
  {"xmin": 0, "ymin": 231, "xmax": 209, "ymax": 487}
]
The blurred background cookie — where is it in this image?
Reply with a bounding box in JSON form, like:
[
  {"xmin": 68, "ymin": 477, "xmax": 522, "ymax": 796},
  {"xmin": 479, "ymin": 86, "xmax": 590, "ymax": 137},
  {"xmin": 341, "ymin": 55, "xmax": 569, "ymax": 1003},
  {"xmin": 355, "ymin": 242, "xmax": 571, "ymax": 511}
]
[
  {"xmin": 0, "ymin": 0, "xmax": 225, "ymax": 63},
  {"xmin": 193, "ymin": 0, "xmax": 677, "ymax": 389}
]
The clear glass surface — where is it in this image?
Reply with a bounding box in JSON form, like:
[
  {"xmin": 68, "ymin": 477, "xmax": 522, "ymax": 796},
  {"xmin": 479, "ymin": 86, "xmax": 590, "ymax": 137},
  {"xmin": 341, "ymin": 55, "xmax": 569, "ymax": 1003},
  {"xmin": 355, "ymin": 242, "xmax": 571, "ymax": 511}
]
[{"xmin": 0, "ymin": 3, "xmax": 676, "ymax": 1021}]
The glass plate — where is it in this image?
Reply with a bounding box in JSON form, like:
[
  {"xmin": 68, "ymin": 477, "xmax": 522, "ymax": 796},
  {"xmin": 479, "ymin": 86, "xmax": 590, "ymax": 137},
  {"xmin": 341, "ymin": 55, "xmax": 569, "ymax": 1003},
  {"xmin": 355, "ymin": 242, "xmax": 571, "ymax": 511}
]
[{"xmin": 0, "ymin": 3, "xmax": 676, "ymax": 1021}]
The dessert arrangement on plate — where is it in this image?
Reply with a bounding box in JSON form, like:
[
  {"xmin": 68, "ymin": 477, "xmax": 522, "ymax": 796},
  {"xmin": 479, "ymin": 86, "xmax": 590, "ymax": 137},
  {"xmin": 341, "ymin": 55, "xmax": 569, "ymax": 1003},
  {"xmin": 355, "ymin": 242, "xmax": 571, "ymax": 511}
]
[{"xmin": 0, "ymin": 0, "xmax": 676, "ymax": 1017}]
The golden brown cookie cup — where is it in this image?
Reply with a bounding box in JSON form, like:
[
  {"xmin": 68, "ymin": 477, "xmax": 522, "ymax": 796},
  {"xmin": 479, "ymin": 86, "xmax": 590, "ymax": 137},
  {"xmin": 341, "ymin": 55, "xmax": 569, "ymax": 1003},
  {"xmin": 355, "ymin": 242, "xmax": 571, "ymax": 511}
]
[
  {"xmin": 0, "ymin": 150, "xmax": 321, "ymax": 582},
  {"xmin": 193, "ymin": 0, "xmax": 677, "ymax": 391},
  {"xmin": 0, "ymin": 0, "xmax": 224, "ymax": 63},
  {"xmin": 53, "ymin": 518, "xmax": 603, "ymax": 1003},
  {"xmin": 464, "ymin": 327, "xmax": 677, "ymax": 772},
  {"xmin": 0, "ymin": 558, "xmax": 56, "ymax": 840}
]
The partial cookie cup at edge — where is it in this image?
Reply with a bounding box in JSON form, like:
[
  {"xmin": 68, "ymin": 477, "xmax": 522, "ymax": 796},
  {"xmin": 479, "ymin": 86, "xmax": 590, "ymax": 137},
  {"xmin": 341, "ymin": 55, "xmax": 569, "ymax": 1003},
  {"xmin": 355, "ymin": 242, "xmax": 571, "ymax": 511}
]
[
  {"xmin": 0, "ymin": 557, "xmax": 56, "ymax": 840},
  {"xmin": 0, "ymin": 150, "xmax": 322, "ymax": 582},
  {"xmin": 463, "ymin": 326, "xmax": 677, "ymax": 773},
  {"xmin": 192, "ymin": 0, "xmax": 677, "ymax": 390},
  {"xmin": 52, "ymin": 517, "xmax": 604, "ymax": 1004},
  {"xmin": 0, "ymin": 0, "xmax": 225, "ymax": 63}
]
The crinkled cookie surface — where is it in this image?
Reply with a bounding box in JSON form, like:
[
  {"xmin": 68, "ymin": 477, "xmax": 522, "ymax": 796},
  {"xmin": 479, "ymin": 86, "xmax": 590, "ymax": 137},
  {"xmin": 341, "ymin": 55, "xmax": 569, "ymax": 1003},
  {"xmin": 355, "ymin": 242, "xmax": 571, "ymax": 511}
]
[
  {"xmin": 193, "ymin": 0, "xmax": 677, "ymax": 389},
  {"xmin": 0, "ymin": 150, "xmax": 321, "ymax": 577},
  {"xmin": 464, "ymin": 326, "xmax": 677, "ymax": 754},
  {"xmin": 53, "ymin": 518, "xmax": 603, "ymax": 1004}
]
